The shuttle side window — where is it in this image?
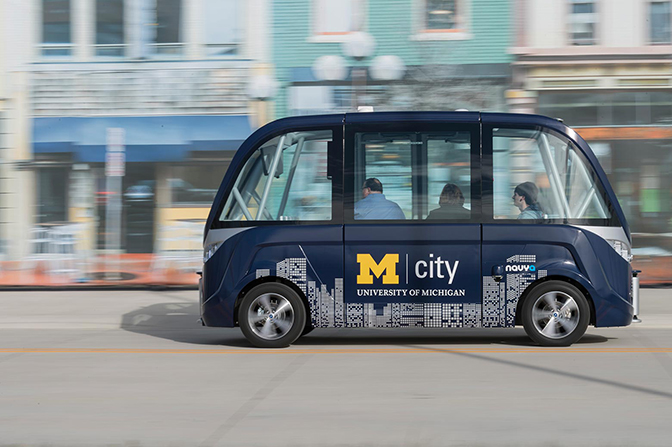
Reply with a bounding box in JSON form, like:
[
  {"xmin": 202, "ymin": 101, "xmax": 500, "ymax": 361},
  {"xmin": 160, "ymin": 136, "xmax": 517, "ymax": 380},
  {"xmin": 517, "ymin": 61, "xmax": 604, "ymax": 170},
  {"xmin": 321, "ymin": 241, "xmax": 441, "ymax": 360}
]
[
  {"xmin": 492, "ymin": 127, "xmax": 611, "ymax": 221},
  {"xmin": 220, "ymin": 130, "xmax": 333, "ymax": 222},
  {"xmin": 353, "ymin": 131, "xmax": 472, "ymax": 220}
]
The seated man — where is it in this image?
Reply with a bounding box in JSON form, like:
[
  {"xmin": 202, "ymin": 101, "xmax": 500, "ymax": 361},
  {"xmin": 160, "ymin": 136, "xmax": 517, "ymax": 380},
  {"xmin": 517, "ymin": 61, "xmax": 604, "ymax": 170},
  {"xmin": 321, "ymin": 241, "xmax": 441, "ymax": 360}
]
[
  {"xmin": 512, "ymin": 181, "xmax": 544, "ymax": 219},
  {"xmin": 354, "ymin": 178, "xmax": 406, "ymax": 220},
  {"xmin": 427, "ymin": 183, "xmax": 470, "ymax": 220}
]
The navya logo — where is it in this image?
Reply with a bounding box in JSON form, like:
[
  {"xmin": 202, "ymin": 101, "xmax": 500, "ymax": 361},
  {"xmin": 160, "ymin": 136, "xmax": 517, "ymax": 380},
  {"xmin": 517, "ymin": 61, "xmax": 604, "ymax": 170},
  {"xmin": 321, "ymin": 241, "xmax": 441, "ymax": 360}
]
[
  {"xmin": 505, "ymin": 264, "xmax": 536, "ymax": 272},
  {"xmin": 357, "ymin": 254, "xmax": 400, "ymax": 285}
]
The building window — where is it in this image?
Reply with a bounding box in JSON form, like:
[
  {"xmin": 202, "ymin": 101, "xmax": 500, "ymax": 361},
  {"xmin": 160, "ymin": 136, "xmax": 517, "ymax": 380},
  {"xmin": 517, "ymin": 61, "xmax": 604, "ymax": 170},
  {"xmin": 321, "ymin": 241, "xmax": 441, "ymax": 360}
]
[
  {"xmin": 650, "ymin": 2, "xmax": 671, "ymax": 44},
  {"xmin": 538, "ymin": 91, "xmax": 672, "ymax": 127},
  {"xmin": 37, "ymin": 168, "xmax": 69, "ymax": 223},
  {"xmin": 568, "ymin": 1, "xmax": 597, "ymax": 45},
  {"xmin": 96, "ymin": 0, "xmax": 125, "ymax": 57},
  {"xmin": 424, "ymin": 0, "xmax": 458, "ymax": 31},
  {"xmin": 413, "ymin": 0, "xmax": 470, "ymax": 40},
  {"xmin": 41, "ymin": 0, "xmax": 72, "ymax": 56},
  {"xmin": 169, "ymin": 165, "xmax": 228, "ymax": 206},
  {"xmin": 313, "ymin": 0, "xmax": 364, "ymax": 35},
  {"xmin": 203, "ymin": 0, "xmax": 243, "ymax": 56},
  {"xmin": 152, "ymin": 0, "xmax": 182, "ymax": 55}
]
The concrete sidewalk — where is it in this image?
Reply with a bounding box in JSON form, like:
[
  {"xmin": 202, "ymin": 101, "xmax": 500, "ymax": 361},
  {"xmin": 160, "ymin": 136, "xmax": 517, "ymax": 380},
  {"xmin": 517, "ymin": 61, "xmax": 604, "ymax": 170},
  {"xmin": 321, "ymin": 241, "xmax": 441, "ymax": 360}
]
[{"xmin": 0, "ymin": 254, "xmax": 199, "ymax": 288}]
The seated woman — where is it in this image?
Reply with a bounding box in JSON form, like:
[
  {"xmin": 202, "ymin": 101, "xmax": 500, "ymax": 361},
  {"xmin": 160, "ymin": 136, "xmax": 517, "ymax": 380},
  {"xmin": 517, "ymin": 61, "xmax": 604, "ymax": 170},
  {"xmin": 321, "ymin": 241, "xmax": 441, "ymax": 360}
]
[
  {"xmin": 427, "ymin": 183, "xmax": 470, "ymax": 220},
  {"xmin": 513, "ymin": 181, "xmax": 544, "ymax": 219}
]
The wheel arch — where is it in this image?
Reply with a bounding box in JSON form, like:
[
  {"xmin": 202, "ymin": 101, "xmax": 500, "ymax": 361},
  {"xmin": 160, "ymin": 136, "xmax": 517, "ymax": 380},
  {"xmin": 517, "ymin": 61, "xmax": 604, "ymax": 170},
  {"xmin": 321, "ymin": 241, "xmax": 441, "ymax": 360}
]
[
  {"xmin": 515, "ymin": 275, "xmax": 596, "ymax": 327},
  {"xmin": 234, "ymin": 275, "xmax": 310, "ymax": 327}
]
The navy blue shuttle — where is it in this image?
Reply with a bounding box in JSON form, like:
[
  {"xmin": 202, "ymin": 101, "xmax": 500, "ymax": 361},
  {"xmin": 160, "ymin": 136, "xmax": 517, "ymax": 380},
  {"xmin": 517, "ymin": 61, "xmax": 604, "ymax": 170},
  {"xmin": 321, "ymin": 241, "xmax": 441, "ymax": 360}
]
[{"xmin": 201, "ymin": 112, "xmax": 636, "ymax": 348}]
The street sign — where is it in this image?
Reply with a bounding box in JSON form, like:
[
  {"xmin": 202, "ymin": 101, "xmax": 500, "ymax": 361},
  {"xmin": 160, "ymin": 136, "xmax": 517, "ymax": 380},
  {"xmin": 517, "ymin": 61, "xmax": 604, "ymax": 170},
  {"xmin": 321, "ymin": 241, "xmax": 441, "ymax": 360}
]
[
  {"xmin": 106, "ymin": 128, "xmax": 125, "ymax": 152},
  {"xmin": 105, "ymin": 151, "xmax": 126, "ymax": 177},
  {"xmin": 104, "ymin": 127, "xmax": 125, "ymax": 280},
  {"xmin": 106, "ymin": 127, "xmax": 126, "ymax": 177}
]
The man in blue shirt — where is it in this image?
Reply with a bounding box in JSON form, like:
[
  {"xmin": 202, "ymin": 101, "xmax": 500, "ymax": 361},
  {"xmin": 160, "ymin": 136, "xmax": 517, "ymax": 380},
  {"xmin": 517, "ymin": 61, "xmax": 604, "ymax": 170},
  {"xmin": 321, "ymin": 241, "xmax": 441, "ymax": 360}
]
[{"xmin": 354, "ymin": 178, "xmax": 406, "ymax": 220}]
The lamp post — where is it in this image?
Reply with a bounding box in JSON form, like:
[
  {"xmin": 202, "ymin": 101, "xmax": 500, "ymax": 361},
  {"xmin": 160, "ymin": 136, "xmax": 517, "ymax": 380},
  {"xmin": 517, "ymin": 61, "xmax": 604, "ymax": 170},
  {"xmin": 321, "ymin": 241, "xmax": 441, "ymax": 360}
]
[
  {"xmin": 247, "ymin": 73, "xmax": 279, "ymax": 127},
  {"xmin": 312, "ymin": 32, "xmax": 405, "ymax": 111}
]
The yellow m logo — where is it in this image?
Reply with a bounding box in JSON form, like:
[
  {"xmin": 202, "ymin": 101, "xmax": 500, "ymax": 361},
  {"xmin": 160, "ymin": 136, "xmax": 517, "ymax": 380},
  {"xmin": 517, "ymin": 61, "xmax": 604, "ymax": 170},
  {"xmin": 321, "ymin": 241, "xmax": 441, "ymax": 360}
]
[{"xmin": 356, "ymin": 254, "xmax": 400, "ymax": 285}]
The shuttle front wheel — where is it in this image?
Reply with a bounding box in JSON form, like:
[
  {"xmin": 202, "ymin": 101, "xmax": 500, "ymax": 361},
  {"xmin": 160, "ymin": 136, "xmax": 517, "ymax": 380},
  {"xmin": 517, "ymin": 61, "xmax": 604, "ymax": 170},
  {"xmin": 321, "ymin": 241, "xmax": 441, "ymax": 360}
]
[
  {"xmin": 521, "ymin": 281, "xmax": 590, "ymax": 347},
  {"xmin": 239, "ymin": 283, "xmax": 307, "ymax": 348}
]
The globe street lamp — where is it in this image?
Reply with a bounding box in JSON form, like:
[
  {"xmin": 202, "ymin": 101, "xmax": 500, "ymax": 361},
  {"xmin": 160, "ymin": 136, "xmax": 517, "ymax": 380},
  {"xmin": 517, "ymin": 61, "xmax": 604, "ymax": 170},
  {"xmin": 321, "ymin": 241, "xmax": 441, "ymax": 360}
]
[
  {"xmin": 247, "ymin": 73, "xmax": 279, "ymax": 127},
  {"xmin": 370, "ymin": 55, "xmax": 406, "ymax": 82},
  {"xmin": 312, "ymin": 55, "xmax": 348, "ymax": 82},
  {"xmin": 312, "ymin": 32, "xmax": 405, "ymax": 110}
]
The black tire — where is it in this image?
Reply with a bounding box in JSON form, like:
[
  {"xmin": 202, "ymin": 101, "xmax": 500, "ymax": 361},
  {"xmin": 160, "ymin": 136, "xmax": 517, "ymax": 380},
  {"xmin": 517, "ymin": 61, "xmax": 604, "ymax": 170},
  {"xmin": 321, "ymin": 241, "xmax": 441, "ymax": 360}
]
[
  {"xmin": 239, "ymin": 282, "xmax": 306, "ymax": 348},
  {"xmin": 301, "ymin": 325, "xmax": 314, "ymax": 337},
  {"xmin": 521, "ymin": 280, "xmax": 590, "ymax": 347}
]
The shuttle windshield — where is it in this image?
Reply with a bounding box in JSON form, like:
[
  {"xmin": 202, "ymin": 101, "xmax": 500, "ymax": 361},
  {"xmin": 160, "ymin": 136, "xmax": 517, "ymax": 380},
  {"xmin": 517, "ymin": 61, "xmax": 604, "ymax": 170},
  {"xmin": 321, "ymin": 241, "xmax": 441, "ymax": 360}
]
[
  {"xmin": 493, "ymin": 126, "xmax": 612, "ymax": 221},
  {"xmin": 220, "ymin": 130, "xmax": 333, "ymax": 222}
]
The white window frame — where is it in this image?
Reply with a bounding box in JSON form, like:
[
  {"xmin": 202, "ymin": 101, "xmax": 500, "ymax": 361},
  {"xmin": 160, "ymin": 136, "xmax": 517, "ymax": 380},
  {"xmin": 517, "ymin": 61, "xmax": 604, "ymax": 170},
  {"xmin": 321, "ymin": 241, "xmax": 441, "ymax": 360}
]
[
  {"xmin": 411, "ymin": 0, "xmax": 472, "ymax": 42},
  {"xmin": 38, "ymin": 0, "xmax": 74, "ymax": 58},
  {"xmin": 94, "ymin": 0, "xmax": 126, "ymax": 58},
  {"xmin": 148, "ymin": 0, "xmax": 185, "ymax": 57},
  {"xmin": 648, "ymin": 1, "xmax": 672, "ymax": 45},
  {"xmin": 567, "ymin": 0, "xmax": 598, "ymax": 46},
  {"xmin": 309, "ymin": 0, "xmax": 367, "ymax": 43},
  {"xmin": 202, "ymin": 0, "xmax": 245, "ymax": 58}
]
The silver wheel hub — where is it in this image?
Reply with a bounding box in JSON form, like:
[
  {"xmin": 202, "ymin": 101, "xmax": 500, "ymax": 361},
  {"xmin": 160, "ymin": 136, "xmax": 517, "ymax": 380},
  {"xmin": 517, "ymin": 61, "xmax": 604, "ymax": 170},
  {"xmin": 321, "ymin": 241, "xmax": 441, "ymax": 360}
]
[
  {"xmin": 248, "ymin": 293, "xmax": 295, "ymax": 341},
  {"xmin": 531, "ymin": 291, "xmax": 580, "ymax": 340}
]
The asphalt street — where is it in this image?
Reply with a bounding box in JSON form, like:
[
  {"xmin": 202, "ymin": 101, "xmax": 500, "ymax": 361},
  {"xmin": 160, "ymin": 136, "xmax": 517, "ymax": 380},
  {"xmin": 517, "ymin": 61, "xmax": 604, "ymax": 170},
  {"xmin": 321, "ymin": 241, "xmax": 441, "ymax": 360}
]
[{"xmin": 1, "ymin": 288, "xmax": 671, "ymax": 446}]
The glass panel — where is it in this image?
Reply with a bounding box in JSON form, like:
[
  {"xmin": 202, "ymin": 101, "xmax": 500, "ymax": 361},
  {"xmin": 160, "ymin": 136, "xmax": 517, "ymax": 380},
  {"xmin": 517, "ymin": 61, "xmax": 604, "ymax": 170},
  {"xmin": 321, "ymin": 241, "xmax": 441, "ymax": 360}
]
[
  {"xmin": 569, "ymin": 1, "xmax": 596, "ymax": 45},
  {"xmin": 538, "ymin": 91, "xmax": 672, "ymax": 127},
  {"xmin": 96, "ymin": 0, "xmax": 124, "ymax": 56},
  {"xmin": 425, "ymin": 0, "xmax": 457, "ymax": 30},
  {"xmin": 354, "ymin": 131, "xmax": 471, "ymax": 220},
  {"xmin": 572, "ymin": 2, "xmax": 594, "ymax": 14},
  {"xmin": 355, "ymin": 133, "xmax": 412, "ymax": 219},
  {"xmin": 221, "ymin": 130, "xmax": 333, "ymax": 221},
  {"xmin": 426, "ymin": 133, "xmax": 471, "ymax": 219},
  {"xmin": 651, "ymin": 2, "xmax": 671, "ymax": 44},
  {"xmin": 203, "ymin": 0, "xmax": 242, "ymax": 56},
  {"xmin": 37, "ymin": 168, "xmax": 68, "ymax": 223},
  {"xmin": 156, "ymin": 0, "xmax": 181, "ymax": 44},
  {"xmin": 314, "ymin": 0, "xmax": 359, "ymax": 34},
  {"xmin": 42, "ymin": 0, "xmax": 71, "ymax": 54},
  {"xmin": 170, "ymin": 164, "xmax": 229, "ymax": 205},
  {"xmin": 493, "ymin": 127, "xmax": 611, "ymax": 221}
]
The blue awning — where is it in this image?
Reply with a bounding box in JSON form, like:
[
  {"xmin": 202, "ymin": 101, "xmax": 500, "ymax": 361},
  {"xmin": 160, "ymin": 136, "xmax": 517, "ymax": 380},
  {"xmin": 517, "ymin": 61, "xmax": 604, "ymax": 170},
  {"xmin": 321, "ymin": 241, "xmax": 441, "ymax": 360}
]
[{"xmin": 33, "ymin": 115, "xmax": 252, "ymax": 162}]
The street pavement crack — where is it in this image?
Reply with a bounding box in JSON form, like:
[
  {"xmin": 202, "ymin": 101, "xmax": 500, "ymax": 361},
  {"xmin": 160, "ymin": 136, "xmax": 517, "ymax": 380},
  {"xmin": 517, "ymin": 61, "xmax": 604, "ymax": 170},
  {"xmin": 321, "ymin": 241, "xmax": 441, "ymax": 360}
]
[
  {"xmin": 403, "ymin": 344, "xmax": 672, "ymax": 400},
  {"xmin": 199, "ymin": 353, "xmax": 313, "ymax": 447},
  {"xmin": 632, "ymin": 328, "xmax": 672, "ymax": 380}
]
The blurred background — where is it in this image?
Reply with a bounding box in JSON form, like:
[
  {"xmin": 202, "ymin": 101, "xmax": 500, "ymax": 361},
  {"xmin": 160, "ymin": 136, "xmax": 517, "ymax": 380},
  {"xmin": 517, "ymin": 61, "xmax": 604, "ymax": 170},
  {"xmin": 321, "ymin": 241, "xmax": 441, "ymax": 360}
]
[{"xmin": 0, "ymin": 0, "xmax": 670, "ymax": 286}]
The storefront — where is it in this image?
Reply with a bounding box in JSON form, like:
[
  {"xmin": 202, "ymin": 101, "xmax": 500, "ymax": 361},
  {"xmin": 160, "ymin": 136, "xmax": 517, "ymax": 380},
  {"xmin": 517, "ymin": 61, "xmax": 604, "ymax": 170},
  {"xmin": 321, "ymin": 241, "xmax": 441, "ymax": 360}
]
[
  {"xmin": 537, "ymin": 91, "xmax": 672, "ymax": 238},
  {"xmin": 32, "ymin": 115, "xmax": 251, "ymax": 254}
]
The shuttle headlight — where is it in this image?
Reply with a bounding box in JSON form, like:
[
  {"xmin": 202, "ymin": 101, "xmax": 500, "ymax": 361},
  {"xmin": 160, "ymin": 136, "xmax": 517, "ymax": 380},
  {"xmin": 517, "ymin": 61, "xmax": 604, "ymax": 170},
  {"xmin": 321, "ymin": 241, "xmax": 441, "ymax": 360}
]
[
  {"xmin": 607, "ymin": 239, "xmax": 632, "ymax": 263},
  {"xmin": 203, "ymin": 242, "xmax": 223, "ymax": 264}
]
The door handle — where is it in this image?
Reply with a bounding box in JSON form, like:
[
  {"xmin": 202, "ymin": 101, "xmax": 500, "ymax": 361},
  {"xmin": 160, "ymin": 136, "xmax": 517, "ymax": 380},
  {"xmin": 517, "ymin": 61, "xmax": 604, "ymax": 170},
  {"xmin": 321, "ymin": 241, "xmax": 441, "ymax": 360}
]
[{"xmin": 491, "ymin": 265, "xmax": 504, "ymax": 282}]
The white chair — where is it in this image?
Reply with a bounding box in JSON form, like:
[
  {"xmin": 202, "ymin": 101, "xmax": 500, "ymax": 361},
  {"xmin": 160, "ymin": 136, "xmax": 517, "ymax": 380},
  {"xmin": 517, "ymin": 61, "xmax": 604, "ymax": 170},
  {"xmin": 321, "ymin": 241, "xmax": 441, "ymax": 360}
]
[
  {"xmin": 21, "ymin": 226, "xmax": 57, "ymax": 282},
  {"xmin": 48, "ymin": 223, "xmax": 84, "ymax": 283}
]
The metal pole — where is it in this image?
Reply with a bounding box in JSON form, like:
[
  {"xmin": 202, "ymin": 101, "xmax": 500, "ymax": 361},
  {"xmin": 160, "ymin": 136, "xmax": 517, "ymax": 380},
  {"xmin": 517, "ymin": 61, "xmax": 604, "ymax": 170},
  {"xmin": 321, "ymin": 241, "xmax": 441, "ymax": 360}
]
[
  {"xmin": 278, "ymin": 137, "xmax": 305, "ymax": 218},
  {"xmin": 257, "ymin": 135, "xmax": 286, "ymax": 219},
  {"xmin": 632, "ymin": 270, "xmax": 641, "ymax": 323},
  {"xmin": 105, "ymin": 175, "xmax": 122, "ymax": 281}
]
